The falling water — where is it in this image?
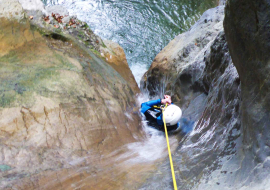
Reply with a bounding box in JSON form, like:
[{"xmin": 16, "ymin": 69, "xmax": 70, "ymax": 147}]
[{"xmin": 42, "ymin": 0, "xmax": 217, "ymax": 85}]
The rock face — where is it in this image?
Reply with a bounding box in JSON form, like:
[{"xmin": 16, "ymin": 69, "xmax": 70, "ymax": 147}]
[
  {"xmin": 141, "ymin": 6, "xmax": 225, "ymax": 108},
  {"xmin": 141, "ymin": 6, "xmax": 243, "ymax": 189},
  {"xmin": 0, "ymin": 0, "xmax": 25, "ymax": 20},
  {"xmin": 224, "ymin": 0, "xmax": 270, "ymax": 187},
  {"xmin": 0, "ymin": 0, "xmax": 144, "ymax": 189},
  {"xmin": 100, "ymin": 40, "xmax": 140, "ymax": 93}
]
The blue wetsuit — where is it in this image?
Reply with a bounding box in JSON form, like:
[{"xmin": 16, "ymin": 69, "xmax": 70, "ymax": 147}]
[{"xmin": 140, "ymin": 99, "xmax": 179, "ymax": 131}]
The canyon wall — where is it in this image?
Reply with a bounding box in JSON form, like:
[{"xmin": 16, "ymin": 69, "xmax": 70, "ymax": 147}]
[
  {"xmin": 142, "ymin": 0, "xmax": 270, "ymax": 189},
  {"xmin": 0, "ymin": 0, "xmax": 145, "ymax": 189},
  {"xmin": 141, "ymin": 5, "xmax": 242, "ymax": 189},
  {"xmin": 224, "ymin": 0, "xmax": 270, "ymax": 187}
]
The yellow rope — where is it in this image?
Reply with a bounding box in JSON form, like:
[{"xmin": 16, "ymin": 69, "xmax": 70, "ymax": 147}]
[{"xmin": 162, "ymin": 104, "xmax": 178, "ymax": 190}]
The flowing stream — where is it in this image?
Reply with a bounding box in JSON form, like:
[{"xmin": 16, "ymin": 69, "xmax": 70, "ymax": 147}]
[
  {"xmin": 42, "ymin": 0, "xmax": 217, "ymax": 84},
  {"xmin": 41, "ymin": 0, "xmax": 218, "ymax": 189}
]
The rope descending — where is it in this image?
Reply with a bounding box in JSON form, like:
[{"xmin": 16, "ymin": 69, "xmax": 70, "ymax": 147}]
[{"xmin": 161, "ymin": 104, "xmax": 178, "ymax": 190}]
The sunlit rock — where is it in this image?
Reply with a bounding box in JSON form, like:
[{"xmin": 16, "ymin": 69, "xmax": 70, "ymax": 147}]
[
  {"xmin": 0, "ymin": 0, "xmax": 144, "ymax": 189},
  {"xmin": 100, "ymin": 40, "xmax": 140, "ymax": 93},
  {"xmin": 0, "ymin": 0, "xmax": 25, "ymax": 20}
]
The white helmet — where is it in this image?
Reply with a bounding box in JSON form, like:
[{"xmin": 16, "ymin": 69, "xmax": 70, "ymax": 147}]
[{"xmin": 163, "ymin": 105, "xmax": 182, "ymax": 126}]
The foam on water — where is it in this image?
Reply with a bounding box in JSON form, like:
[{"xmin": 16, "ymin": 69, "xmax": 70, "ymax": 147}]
[
  {"xmin": 130, "ymin": 63, "xmax": 148, "ymax": 87},
  {"xmin": 43, "ymin": 0, "xmax": 216, "ymax": 86},
  {"xmin": 118, "ymin": 93, "xmax": 178, "ymax": 164},
  {"xmin": 19, "ymin": 0, "xmax": 46, "ymax": 12}
]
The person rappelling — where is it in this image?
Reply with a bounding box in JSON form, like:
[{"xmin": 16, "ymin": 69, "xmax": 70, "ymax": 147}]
[
  {"xmin": 140, "ymin": 95, "xmax": 182, "ymax": 132},
  {"xmin": 141, "ymin": 95, "xmax": 181, "ymax": 189}
]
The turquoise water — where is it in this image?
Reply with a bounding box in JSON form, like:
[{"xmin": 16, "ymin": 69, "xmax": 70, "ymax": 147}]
[{"xmin": 42, "ymin": 0, "xmax": 216, "ymax": 83}]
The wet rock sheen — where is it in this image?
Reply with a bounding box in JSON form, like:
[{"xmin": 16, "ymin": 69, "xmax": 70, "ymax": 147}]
[
  {"xmin": 0, "ymin": 0, "xmax": 144, "ymax": 189},
  {"xmin": 224, "ymin": 0, "xmax": 270, "ymax": 187},
  {"xmin": 141, "ymin": 6, "xmax": 242, "ymax": 190}
]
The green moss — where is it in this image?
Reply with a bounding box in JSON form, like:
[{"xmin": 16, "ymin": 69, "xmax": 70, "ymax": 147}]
[
  {"xmin": 36, "ymin": 27, "xmax": 50, "ymax": 36},
  {"xmin": 84, "ymin": 41, "xmax": 90, "ymax": 46},
  {"xmin": 0, "ymin": 65, "xmax": 60, "ymax": 107},
  {"xmin": 77, "ymin": 35, "xmax": 83, "ymax": 41},
  {"xmin": 83, "ymin": 23, "xmax": 93, "ymax": 33},
  {"xmin": 78, "ymin": 30, "xmax": 85, "ymax": 36},
  {"xmin": 53, "ymin": 52, "xmax": 80, "ymax": 72},
  {"xmin": 101, "ymin": 40, "xmax": 107, "ymax": 48},
  {"xmin": 54, "ymin": 28, "xmax": 62, "ymax": 34},
  {"xmin": 31, "ymin": 23, "xmax": 69, "ymax": 42},
  {"xmin": 0, "ymin": 51, "xmax": 19, "ymax": 63},
  {"xmin": 0, "ymin": 91, "xmax": 16, "ymax": 107},
  {"xmin": 90, "ymin": 48, "xmax": 101, "ymax": 57},
  {"xmin": 0, "ymin": 20, "xmax": 124, "ymax": 108},
  {"xmin": 0, "ymin": 46, "xmax": 83, "ymax": 108}
]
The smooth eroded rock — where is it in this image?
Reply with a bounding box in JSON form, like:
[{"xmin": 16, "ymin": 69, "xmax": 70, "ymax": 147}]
[
  {"xmin": 0, "ymin": 1, "xmax": 144, "ymax": 189},
  {"xmin": 141, "ymin": 6, "xmax": 225, "ymax": 108},
  {"xmin": 100, "ymin": 40, "xmax": 140, "ymax": 93},
  {"xmin": 224, "ymin": 0, "xmax": 270, "ymax": 187},
  {"xmin": 140, "ymin": 6, "xmax": 242, "ymax": 189}
]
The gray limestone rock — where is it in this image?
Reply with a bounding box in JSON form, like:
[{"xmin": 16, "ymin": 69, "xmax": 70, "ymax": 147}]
[
  {"xmin": 0, "ymin": 0, "xmax": 25, "ymax": 20},
  {"xmin": 142, "ymin": 0, "xmax": 270, "ymax": 189},
  {"xmin": 141, "ymin": 6, "xmax": 225, "ymax": 109},
  {"xmin": 140, "ymin": 5, "xmax": 244, "ymax": 190},
  {"xmin": 224, "ymin": 0, "xmax": 270, "ymax": 188},
  {"xmin": 141, "ymin": 30, "xmax": 241, "ymax": 190}
]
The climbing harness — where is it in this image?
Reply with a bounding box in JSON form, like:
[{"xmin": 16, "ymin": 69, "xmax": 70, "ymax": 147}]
[
  {"xmin": 162, "ymin": 104, "xmax": 178, "ymax": 190},
  {"xmin": 153, "ymin": 105, "xmax": 161, "ymax": 109}
]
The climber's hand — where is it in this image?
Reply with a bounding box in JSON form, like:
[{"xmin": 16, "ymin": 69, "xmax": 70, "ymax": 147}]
[{"xmin": 161, "ymin": 95, "xmax": 172, "ymax": 105}]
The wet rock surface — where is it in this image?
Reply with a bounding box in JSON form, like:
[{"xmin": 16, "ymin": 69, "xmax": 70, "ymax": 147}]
[
  {"xmin": 141, "ymin": 6, "xmax": 244, "ymax": 190},
  {"xmin": 141, "ymin": 6, "xmax": 225, "ymax": 108},
  {"xmin": 100, "ymin": 40, "xmax": 140, "ymax": 93},
  {"xmin": 26, "ymin": 3, "xmax": 139, "ymax": 92},
  {"xmin": 2, "ymin": 0, "xmax": 270, "ymax": 189},
  {"xmin": 224, "ymin": 0, "xmax": 270, "ymax": 188},
  {"xmin": 0, "ymin": 0, "xmax": 144, "ymax": 189}
]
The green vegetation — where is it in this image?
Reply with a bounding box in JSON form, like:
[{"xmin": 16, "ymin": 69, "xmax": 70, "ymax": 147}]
[
  {"xmin": 0, "ymin": 51, "xmax": 19, "ymax": 63},
  {"xmin": 0, "ymin": 15, "xmax": 124, "ymax": 108},
  {"xmin": 31, "ymin": 23, "xmax": 68, "ymax": 42},
  {"xmin": 0, "ymin": 44, "xmax": 80, "ymax": 108},
  {"xmin": 101, "ymin": 40, "xmax": 107, "ymax": 48},
  {"xmin": 89, "ymin": 48, "xmax": 101, "ymax": 57}
]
